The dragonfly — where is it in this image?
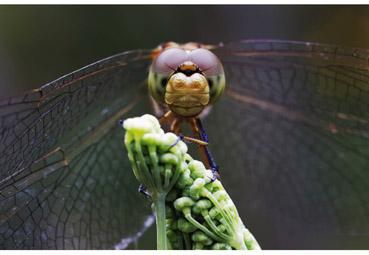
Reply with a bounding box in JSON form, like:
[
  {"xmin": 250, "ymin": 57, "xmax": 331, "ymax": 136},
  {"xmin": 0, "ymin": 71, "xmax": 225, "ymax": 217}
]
[
  {"xmin": 147, "ymin": 41, "xmax": 226, "ymax": 180},
  {"xmin": 0, "ymin": 40, "xmax": 369, "ymax": 249}
]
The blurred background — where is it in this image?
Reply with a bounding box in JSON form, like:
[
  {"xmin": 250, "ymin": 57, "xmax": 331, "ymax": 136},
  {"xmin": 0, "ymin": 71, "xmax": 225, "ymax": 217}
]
[{"xmin": 0, "ymin": 5, "xmax": 368, "ymax": 98}]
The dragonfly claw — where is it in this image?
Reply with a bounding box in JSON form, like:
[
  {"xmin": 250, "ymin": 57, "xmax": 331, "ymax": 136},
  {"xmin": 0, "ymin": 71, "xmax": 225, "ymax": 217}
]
[
  {"xmin": 169, "ymin": 133, "xmax": 184, "ymax": 148},
  {"xmin": 138, "ymin": 184, "xmax": 151, "ymax": 198},
  {"xmin": 210, "ymin": 166, "xmax": 220, "ymax": 182},
  {"xmin": 119, "ymin": 119, "xmax": 124, "ymax": 127}
]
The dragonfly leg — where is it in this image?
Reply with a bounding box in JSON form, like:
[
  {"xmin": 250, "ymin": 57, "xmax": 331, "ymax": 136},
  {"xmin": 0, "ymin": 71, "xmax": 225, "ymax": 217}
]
[
  {"xmin": 182, "ymin": 136, "xmax": 208, "ymax": 146},
  {"xmin": 138, "ymin": 184, "xmax": 151, "ymax": 198},
  {"xmin": 189, "ymin": 118, "xmax": 220, "ymax": 181},
  {"xmin": 159, "ymin": 111, "xmax": 185, "ymax": 134},
  {"xmin": 170, "ymin": 117, "xmax": 182, "ymax": 134},
  {"xmin": 169, "ymin": 133, "xmax": 209, "ymax": 150},
  {"xmin": 159, "ymin": 111, "xmax": 176, "ymax": 131}
]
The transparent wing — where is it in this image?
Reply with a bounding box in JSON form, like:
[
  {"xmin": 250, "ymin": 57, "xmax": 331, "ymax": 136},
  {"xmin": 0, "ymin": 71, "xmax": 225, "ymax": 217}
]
[
  {"xmin": 0, "ymin": 50, "xmax": 156, "ymax": 249},
  {"xmin": 1, "ymin": 40, "xmax": 369, "ymax": 250},
  {"xmin": 205, "ymin": 40, "xmax": 369, "ymax": 249}
]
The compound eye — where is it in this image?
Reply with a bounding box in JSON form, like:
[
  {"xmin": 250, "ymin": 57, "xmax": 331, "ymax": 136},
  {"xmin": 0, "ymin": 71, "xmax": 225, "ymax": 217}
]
[
  {"xmin": 152, "ymin": 48, "xmax": 188, "ymax": 76},
  {"xmin": 189, "ymin": 48, "xmax": 223, "ymax": 76}
]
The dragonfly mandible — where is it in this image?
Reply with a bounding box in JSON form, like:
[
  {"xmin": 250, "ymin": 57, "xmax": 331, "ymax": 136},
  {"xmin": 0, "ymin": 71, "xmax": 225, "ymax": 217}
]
[{"xmin": 0, "ymin": 40, "xmax": 369, "ymax": 249}]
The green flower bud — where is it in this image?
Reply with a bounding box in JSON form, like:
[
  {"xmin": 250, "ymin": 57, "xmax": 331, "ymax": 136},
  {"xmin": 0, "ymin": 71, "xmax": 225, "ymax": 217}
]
[
  {"xmin": 184, "ymin": 153, "xmax": 193, "ymax": 163},
  {"xmin": 208, "ymin": 180, "xmax": 223, "ymax": 192},
  {"xmin": 158, "ymin": 133, "xmax": 179, "ymax": 152},
  {"xmin": 141, "ymin": 133, "xmax": 162, "ymax": 146},
  {"xmin": 191, "ymin": 231, "xmax": 213, "ymax": 246},
  {"xmin": 174, "ymin": 197, "xmax": 195, "ymax": 211},
  {"xmin": 204, "ymin": 170, "xmax": 214, "ymax": 183},
  {"xmin": 176, "ymin": 169, "xmax": 193, "ymax": 189},
  {"xmin": 166, "ymin": 219, "xmax": 174, "ymax": 229},
  {"xmin": 217, "ymin": 224, "xmax": 227, "ymax": 233},
  {"xmin": 213, "ymin": 190, "xmax": 228, "ymax": 202},
  {"xmin": 160, "ymin": 153, "xmax": 178, "ymax": 165},
  {"xmin": 182, "ymin": 186, "xmax": 191, "ymax": 197},
  {"xmin": 192, "ymin": 199, "xmax": 213, "ymax": 214},
  {"xmin": 189, "ymin": 178, "xmax": 206, "ymax": 200},
  {"xmin": 209, "ymin": 207, "xmax": 220, "ymax": 219},
  {"xmin": 177, "ymin": 218, "xmax": 197, "ymax": 233},
  {"xmin": 179, "ymin": 161, "xmax": 188, "ymax": 172},
  {"xmin": 124, "ymin": 114, "xmax": 261, "ymax": 250},
  {"xmin": 188, "ymin": 160, "xmax": 207, "ymax": 179},
  {"xmin": 123, "ymin": 115, "xmax": 156, "ymax": 136},
  {"xmin": 169, "ymin": 140, "xmax": 187, "ymax": 155},
  {"xmin": 211, "ymin": 243, "xmax": 232, "ymax": 250},
  {"xmin": 165, "ymin": 205, "xmax": 174, "ymax": 218},
  {"xmin": 167, "ymin": 229, "xmax": 178, "ymax": 241}
]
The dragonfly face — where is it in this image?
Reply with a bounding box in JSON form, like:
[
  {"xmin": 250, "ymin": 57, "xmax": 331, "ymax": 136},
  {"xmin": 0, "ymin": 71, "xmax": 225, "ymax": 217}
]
[{"xmin": 148, "ymin": 46, "xmax": 225, "ymax": 117}]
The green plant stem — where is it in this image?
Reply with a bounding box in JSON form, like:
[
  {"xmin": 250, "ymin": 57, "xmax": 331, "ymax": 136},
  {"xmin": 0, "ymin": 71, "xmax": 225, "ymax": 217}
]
[{"xmin": 154, "ymin": 193, "xmax": 167, "ymax": 250}]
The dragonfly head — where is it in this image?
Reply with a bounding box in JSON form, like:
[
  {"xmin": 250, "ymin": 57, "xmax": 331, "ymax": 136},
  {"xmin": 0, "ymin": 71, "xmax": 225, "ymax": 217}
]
[{"xmin": 148, "ymin": 47, "xmax": 225, "ymax": 117}]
